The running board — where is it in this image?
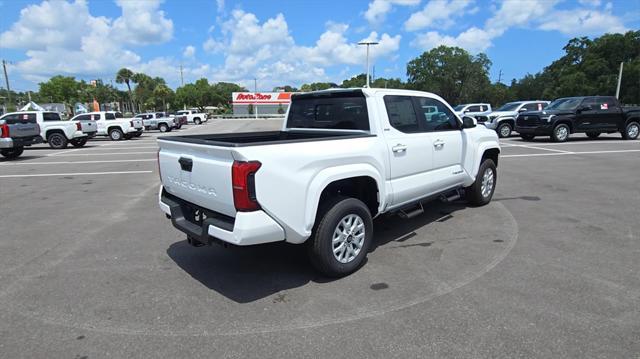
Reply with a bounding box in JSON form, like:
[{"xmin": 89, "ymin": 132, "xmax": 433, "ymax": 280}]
[
  {"xmin": 439, "ymin": 189, "xmax": 462, "ymax": 203},
  {"xmin": 398, "ymin": 203, "xmax": 424, "ymax": 219}
]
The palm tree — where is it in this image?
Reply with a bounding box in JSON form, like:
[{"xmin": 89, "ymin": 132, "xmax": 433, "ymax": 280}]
[
  {"xmin": 153, "ymin": 84, "xmax": 172, "ymax": 111},
  {"xmin": 115, "ymin": 68, "xmax": 135, "ymax": 113}
]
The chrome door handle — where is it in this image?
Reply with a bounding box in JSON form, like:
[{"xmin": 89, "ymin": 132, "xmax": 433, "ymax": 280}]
[
  {"xmin": 434, "ymin": 140, "xmax": 445, "ymax": 148},
  {"xmin": 392, "ymin": 144, "xmax": 407, "ymax": 153}
]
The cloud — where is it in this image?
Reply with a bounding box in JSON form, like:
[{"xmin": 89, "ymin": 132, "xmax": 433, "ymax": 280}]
[
  {"xmin": 112, "ymin": 0, "xmax": 173, "ymax": 45},
  {"xmin": 413, "ymin": 27, "xmax": 494, "ymax": 53},
  {"xmin": 364, "ymin": 0, "xmax": 420, "ymax": 25},
  {"xmin": 216, "ymin": 0, "xmax": 224, "ymax": 12},
  {"xmin": 183, "ymin": 45, "xmax": 196, "ymax": 58},
  {"xmin": 404, "ymin": 0, "xmax": 475, "ymax": 31},
  {"xmin": 538, "ymin": 8, "xmax": 627, "ymax": 36}
]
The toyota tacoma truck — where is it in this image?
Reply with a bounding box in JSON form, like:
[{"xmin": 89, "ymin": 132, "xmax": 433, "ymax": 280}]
[
  {"xmin": 3, "ymin": 111, "xmax": 87, "ymax": 149},
  {"xmin": 176, "ymin": 110, "xmax": 208, "ymax": 125},
  {"xmin": 0, "ymin": 112, "xmax": 42, "ymax": 159},
  {"xmin": 136, "ymin": 112, "xmax": 177, "ymax": 132},
  {"xmin": 157, "ymin": 89, "xmax": 501, "ymax": 277},
  {"xmin": 515, "ymin": 96, "xmax": 640, "ymax": 142},
  {"xmin": 70, "ymin": 111, "xmax": 141, "ymax": 141},
  {"xmin": 480, "ymin": 100, "xmax": 549, "ymax": 138}
]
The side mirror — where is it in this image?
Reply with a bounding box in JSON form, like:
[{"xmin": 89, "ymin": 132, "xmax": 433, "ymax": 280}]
[
  {"xmin": 462, "ymin": 116, "xmax": 476, "ymax": 129},
  {"xmin": 463, "ymin": 109, "xmax": 470, "ymax": 113},
  {"xmin": 518, "ymin": 107, "xmax": 528, "ymax": 112}
]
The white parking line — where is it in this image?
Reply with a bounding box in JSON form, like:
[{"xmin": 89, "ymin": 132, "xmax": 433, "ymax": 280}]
[
  {"xmin": 511, "ymin": 144, "xmax": 573, "ymax": 153},
  {"xmin": 47, "ymin": 151, "xmax": 157, "ymax": 156},
  {"xmin": 502, "ymin": 149, "xmax": 640, "ymax": 158},
  {"xmin": 0, "ymin": 170, "xmax": 153, "ymax": 178},
  {"xmin": 46, "ymin": 148, "xmax": 84, "ymax": 157},
  {"xmin": 0, "ymin": 159, "xmax": 156, "ymax": 166},
  {"xmin": 501, "ymin": 139, "xmax": 638, "ymax": 146},
  {"xmin": 81, "ymin": 146, "xmax": 158, "ymax": 150}
]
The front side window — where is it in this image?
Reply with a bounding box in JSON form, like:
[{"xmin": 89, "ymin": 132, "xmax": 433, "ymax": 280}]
[
  {"xmin": 384, "ymin": 96, "xmax": 419, "ymax": 133},
  {"xmin": 415, "ymin": 97, "xmax": 459, "ymax": 132},
  {"xmin": 75, "ymin": 114, "xmax": 91, "ymax": 121}
]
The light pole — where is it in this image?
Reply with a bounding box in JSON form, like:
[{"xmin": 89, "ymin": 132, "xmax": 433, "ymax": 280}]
[{"xmin": 358, "ymin": 41, "xmax": 379, "ymax": 88}]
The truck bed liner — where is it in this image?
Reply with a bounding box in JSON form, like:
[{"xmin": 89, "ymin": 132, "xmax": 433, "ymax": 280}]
[{"xmin": 158, "ymin": 130, "xmax": 374, "ymax": 147}]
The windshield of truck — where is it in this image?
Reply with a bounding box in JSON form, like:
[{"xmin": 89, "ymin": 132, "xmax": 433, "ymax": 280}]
[
  {"xmin": 496, "ymin": 102, "xmax": 521, "ymax": 111},
  {"xmin": 287, "ymin": 92, "xmax": 370, "ymax": 131},
  {"xmin": 547, "ymin": 98, "xmax": 582, "ymax": 110}
]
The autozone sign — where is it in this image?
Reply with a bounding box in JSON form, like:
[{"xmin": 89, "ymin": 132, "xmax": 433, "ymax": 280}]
[{"xmin": 232, "ymin": 92, "xmax": 293, "ymax": 104}]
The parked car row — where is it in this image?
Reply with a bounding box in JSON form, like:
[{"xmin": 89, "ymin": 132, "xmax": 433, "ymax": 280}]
[
  {"xmin": 455, "ymin": 96, "xmax": 640, "ymax": 141},
  {"xmin": 0, "ymin": 109, "xmax": 202, "ymax": 159}
]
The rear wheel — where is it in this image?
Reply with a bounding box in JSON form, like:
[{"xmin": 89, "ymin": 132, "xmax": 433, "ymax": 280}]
[
  {"xmin": 1, "ymin": 146, "xmax": 24, "ymax": 159},
  {"xmin": 194, "ymin": 118, "xmax": 202, "ymax": 125},
  {"xmin": 47, "ymin": 132, "xmax": 68, "ymax": 149},
  {"xmin": 124, "ymin": 133, "xmax": 133, "ymax": 140},
  {"xmin": 159, "ymin": 123, "xmax": 169, "ymax": 132},
  {"xmin": 520, "ymin": 134, "xmax": 535, "ymax": 141},
  {"xmin": 70, "ymin": 138, "xmax": 87, "ymax": 147},
  {"xmin": 465, "ymin": 159, "xmax": 497, "ymax": 207},
  {"xmin": 586, "ymin": 132, "xmax": 600, "ymax": 139},
  {"xmin": 551, "ymin": 124, "xmax": 570, "ymax": 142},
  {"xmin": 307, "ymin": 196, "xmax": 373, "ymax": 277},
  {"xmin": 109, "ymin": 128, "xmax": 124, "ymax": 141},
  {"xmin": 622, "ymin": 121, "xmax": 639, "ymax": 140},
  {"xmin": 497, "ymin": 123, "xmax": 512, "ymax": 138}
]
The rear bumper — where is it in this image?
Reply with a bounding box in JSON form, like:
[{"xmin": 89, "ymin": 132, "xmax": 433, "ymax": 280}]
[
  {"xmin": 159, "ymin": 186, "xmax": 285, "ymax": 246},
  {"xmin": 0, "ymin": 136, "xmax": 43, "ymax": 148},
  {"xmin": 85, "ymin": 131, "xmax": 97, "ymax": 138}
]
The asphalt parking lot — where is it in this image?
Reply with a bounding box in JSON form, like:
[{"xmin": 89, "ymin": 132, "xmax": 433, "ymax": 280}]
[{"xmin": 1, "ymin": 121, "xmax": 639, "ymax": 358}]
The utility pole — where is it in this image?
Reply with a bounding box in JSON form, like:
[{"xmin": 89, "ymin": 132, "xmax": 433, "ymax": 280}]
[
  {"xmin": 497, "ymin": 69, "xmax": 503, "ymax": 84},
  {"xmin": 358, "ymin": 41, "xmax": 379, "ymax": 88},
  {"xmin": 2, "ymin": 60, "xmax": 11, "ymax": 109},
  {"xmin": 28, "ymin": 91, "xmax": 32, "ymax": 103},
  {"xmin": 180, "ymin": 63, "xmax": 184, "ymax": 87},
  {"xmin": 615, "ymin": 62, "xmax": 624, "ymax": 99},
  {"xmin": 254, "ymin": 78, "xmax": 258, "ymax": 119}
]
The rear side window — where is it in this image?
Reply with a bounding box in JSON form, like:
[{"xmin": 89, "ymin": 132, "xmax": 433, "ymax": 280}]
[
  {"xmin": 384, "ymin": 96, "xmax": 419, "ymax": 133},
  {"xmin": 43, "ymin": 112, "xmax": 61, "ymax": 121},
  {"xmin": 523, "ymin": 103, "xmax": 540, "ymax": 111},
  {"xmin": 75, "ymin": 114, "xmax": 91, "ymax": 121},
  {"xmin": 105, "ymin": 113, "xmax": 116, "ymax": 120},
  {"xmin": 156, "ymin": 113, "xmax": 164, "ymax": 118},
  {"xmin": 287, "ymin": 93, "xmax": 370, "ymax": 131},
  {"xmin": 597, "ymin": 97, "xmax": 617, "ymax": 111},
  {"xmin": 115, "ymin": 112, "xmax": 123, "ymax": 118}
]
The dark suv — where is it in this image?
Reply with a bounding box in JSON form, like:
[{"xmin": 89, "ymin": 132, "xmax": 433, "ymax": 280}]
[{"xmin": 515, "ymin": 96, "xmax": 640, "ymax": 142}]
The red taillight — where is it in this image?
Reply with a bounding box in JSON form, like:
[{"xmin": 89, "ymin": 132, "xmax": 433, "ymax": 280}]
[
  {"xmin": 76, "ymin": 122, "xmax": 82, "ymax": 131},
  {"xmin": 0, "ymin": 124, "xmax": 9, "ymax": 138},
  {"xmin": 232, "ymin": 161, "xmax": 261, "ymax": 211}
]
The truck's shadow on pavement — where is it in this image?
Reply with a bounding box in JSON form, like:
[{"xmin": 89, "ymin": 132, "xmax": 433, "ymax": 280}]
[{"xmin": 166, "ymin": 202, "xmax": 468, "ymax": 303}]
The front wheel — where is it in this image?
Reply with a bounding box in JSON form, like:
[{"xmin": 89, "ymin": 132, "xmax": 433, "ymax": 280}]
[
  {"xmin": 70, "ymin": 138, "xmax": 87, "ymax": 147},
  {"xmin": 497, "ymin": 123, "xmax": 512, "ymax": 138},
  {"xmin": 307, "ymin": 197, "xmax": 373, "ymax": 277},
  {"xmin": 465, "ymin": 159, "xmax": 497, "ymax": 206},
  {"xmin": 194, "ymin": 118, "xmax": 202, "ymax": 125},
  {"xmin": 551, "ymin": 124, "xmax": 570, "ymax": 142},
  {"xmin": 1, "ymin": 146, "xmax": 24, "ymax": 159},
  {"xmin": 159, "ymin": 123, "xmax": 169, "ymax": 132},
  {"xmin": 520, "ymin": 134, "xmax": 535, "ymax": 141},
  {"xmin": 622, "ymin": 121, "xmax": 639, "ymax": 140}
]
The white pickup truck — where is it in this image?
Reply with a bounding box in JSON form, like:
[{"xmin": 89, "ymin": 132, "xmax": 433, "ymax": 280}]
[
  {"xmin": 176, "ymin": 110, "xmax": 207, "ymax": 125},
  {"xmin": 136, "ymin": 112, "xmax": 177, "ymax": 132},
  {"xmin": 157, "ymin": 88, "xmax": 500, "ymax": 276},
  {"xmin": 4, "ymin": 111, "xmax": 88, "ymax": 149},
  {"xmin": 70, "ymin": 111, "xmax": 142, "ymax": 141}
]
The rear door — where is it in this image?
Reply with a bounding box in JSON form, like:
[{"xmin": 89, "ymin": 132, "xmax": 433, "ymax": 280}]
[
  {"xmin": 596, "ymin": 97, "xmax": 623, "ymax": 130},
  {"xmin": 382, "ymin": 95, "xmax": 434, "ymax": 207}
]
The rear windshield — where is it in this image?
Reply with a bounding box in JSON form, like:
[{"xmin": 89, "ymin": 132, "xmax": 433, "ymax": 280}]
[{"xmin": 287, "ymin": 92, "xmax": 370, "ymax": 131}]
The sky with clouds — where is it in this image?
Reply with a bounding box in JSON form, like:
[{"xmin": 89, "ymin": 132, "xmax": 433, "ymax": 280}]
[{"xmin": 0, "ymin": 0, "xmax": 637, "ymax": 92}]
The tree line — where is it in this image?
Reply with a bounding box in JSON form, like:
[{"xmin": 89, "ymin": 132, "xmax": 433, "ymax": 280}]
[{"xmin": 2, "ymin": 30, "xmax": 637, "ymax": 114}]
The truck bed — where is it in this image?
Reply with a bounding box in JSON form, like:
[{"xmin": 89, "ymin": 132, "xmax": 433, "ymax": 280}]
[{"xmin": 159, "ymin": 130, "xmax": 374, "ymax": 147}]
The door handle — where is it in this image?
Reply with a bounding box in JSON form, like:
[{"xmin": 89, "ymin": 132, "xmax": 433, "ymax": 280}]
[
  {"xmin": 433, "ymin": 140, "xmax": 445, "ymax": 148},
  {"xmin": 392, "ymin": 144, "xmax": 407, "ymax": 153}
]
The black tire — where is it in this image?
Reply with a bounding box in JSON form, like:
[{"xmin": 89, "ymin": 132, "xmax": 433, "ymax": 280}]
[
  {"xmin": 194, "ymin": 118, "xmax": 202, "ymax": 125},
  {"xmin": 465, "ymin": 159, "xmax": 497, "ymax": 207},
  {"xmin": 586, "ymin": 132, "xmax": 600, "ymax": 139},
  {"xmin": 124, "ymin": 133, "xmax": 133, "ymax": 140},
  {"xmin": 622, "ymin": 121, "xmax": 639, "ymax": 140},
  {"xmin": 70, "ymin": 138, "xmax": 87, "ymax": 147},
  {"xmin": 176, "ymin": 124, "xmax": 182, "ymax": 129},
  {"xmin": 134, "ymin": 132, "xmax": 142, "ymax": 137},
  {"xmin": 497, "ymin": 122, "xmax": 512, "ymax": 138},
  {"xmin": 520, "ymin": 134, "xmax": 535, "ymax": 141},
  {"xmin": 109, "ymin": 128, "xmax": 124, "ymax": 141},
  {"xmin": 159, "ymin": 123, "xmax": 169, "ymax": 132},
  {"xmin": 1, "ymin": 146, "xmax": 24, "ymax": 159},
  {"xmin": 307, "ymin": 196, "xmax": 373, "ymax": 277},
  {"xmin": 47, "ymin": 132, "xmax": 68, "ymax": 149},
  {"xmin": 551, "ymin": 123, "xmax": 570, "ymax": 142}
]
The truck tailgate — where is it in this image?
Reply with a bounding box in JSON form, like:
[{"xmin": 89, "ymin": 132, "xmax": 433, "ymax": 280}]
[
  {"xmin": 158, "ymin": 139, "xmax": 237, "ymax": 217},
  {"xmin": 2, "ymin": 116, "xmax": 39, "ymax": 138}
]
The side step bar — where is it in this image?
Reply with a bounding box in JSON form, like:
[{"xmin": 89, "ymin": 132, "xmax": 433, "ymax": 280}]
[
  {"xmin": 397, "ymin": 189, "xmax": 463, "ymax": 219},
  {"xmin": 398, "ymin": 202, "xmax": 424, "ymax": 219},
  {"xmin": 439, "ymin": 189, "xmax": 462, "ymax": 203}
]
